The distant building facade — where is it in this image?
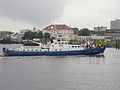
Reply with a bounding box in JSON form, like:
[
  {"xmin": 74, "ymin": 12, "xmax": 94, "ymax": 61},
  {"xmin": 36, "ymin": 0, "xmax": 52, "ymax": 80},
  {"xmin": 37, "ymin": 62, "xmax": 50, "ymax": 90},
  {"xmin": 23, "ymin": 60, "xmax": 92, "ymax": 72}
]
[
  {"xmin": 42, "ymin": 24, "xmax": 75, "ymax": 40},
  {"xmin": 94, "ymin": 26, "xmax": 107, "ymax": 32},
  {"xmin": 104, "ymin": 29, "xmax": 120, "ymax": 39},
  {"xmin": 111, "ymin": 19, "xmax": 120, "ymax": 29},
  {"xmin": 11, "ymin": 33, "xmax": 24, "ymax": 42},
  {"xmin": 0, "ymin": 31, "xmax": 12, "ymax": 39},
  {"xmin": 72, "ymin": 28, "xmax": 79, "ymax": 35}
]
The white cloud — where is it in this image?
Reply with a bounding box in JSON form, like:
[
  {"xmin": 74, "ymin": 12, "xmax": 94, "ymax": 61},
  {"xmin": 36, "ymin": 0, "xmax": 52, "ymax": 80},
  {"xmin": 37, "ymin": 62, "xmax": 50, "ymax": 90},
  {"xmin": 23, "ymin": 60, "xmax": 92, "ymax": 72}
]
[
  {"xmin": 55, "ymin": 0, "xmax": 120, "ymax": 29},
  {"xmin": 0, "ymin": 0, "xmax": 65, "ymax": 31},
  {"xmin": 0, "ymin": 0, "xmax": 120, "ymax": 31},
  {"xmin": 0, "ymin": 16, "xmax": 34, "ymax": 32}
]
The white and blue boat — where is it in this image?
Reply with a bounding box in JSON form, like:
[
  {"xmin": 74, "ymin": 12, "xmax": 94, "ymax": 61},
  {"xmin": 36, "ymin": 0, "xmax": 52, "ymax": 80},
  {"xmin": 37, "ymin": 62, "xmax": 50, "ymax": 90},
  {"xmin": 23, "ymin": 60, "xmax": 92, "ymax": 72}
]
[{"xmin": 2, "ymin": 40, "xmax": 106, "ymax": 56}]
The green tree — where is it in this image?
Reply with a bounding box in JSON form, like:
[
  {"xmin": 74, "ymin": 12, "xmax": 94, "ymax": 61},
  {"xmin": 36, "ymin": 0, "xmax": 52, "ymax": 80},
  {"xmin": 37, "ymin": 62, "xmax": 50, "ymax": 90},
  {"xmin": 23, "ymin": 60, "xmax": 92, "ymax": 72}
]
[
  {"xmin": 37, "ymin": 31, "xmax": 43, "ymax": 39},
  {"xmin": 22, "ymin": 31, "xmax": 38, "ymax": 40},
  {"xmin": 43, "ymin": 33, "xmax": 50, "ymax": 39},
  {"xmin": 78, "ymin": 28, "xmax": 90, "ymax": 36}
]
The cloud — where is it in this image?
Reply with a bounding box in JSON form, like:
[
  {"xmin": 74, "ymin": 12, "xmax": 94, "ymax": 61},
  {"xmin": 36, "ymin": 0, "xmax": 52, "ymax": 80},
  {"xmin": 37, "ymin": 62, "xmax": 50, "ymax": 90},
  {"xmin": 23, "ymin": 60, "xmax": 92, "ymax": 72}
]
[
  {"xmin": 0, "ymin": 0, "xmax": 120, "ymax": 31},
  {"xmin": 0, "ymin": 0, "xmax": 65, "ymax": 27},
  {"xmin": 55, "ymin": 0, "xmax": 120, "ymax": 29}
]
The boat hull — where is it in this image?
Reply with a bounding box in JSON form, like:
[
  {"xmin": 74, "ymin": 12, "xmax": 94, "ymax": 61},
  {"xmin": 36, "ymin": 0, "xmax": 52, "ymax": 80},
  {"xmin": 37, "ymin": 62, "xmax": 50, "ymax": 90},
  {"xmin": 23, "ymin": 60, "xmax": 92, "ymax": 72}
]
[{"xmin": 3, "ymin": 47, "xmax": 106, "ymax": 56}]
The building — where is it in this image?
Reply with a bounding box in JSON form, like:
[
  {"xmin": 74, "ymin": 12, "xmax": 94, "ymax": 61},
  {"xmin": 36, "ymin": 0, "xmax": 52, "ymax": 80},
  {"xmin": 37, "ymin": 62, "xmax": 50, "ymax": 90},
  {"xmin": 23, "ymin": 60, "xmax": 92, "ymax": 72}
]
[
  {"xmin": 11, "ymin": 33, "xmax": 24, "ymax": 42},
  {"xmin": 94, "ymin": 26, "xmax": 107, "ymax": 32},
  {"xmin": 93, "ymin": 26, "xmax": 107, "ymax": 36},
  {"xmin": 42, "ymin": 24, "xmax": 75, "ymax": 40},
  {"xmin": 72, "ymin": 28, "xmax": 79, "ymax": 35},
  {"xmin": 0, "ymin": 31, "xmax": 13, "ymax": 39},
  {"xmin": 104, "ymin": 29, "xmax": 120, "ymax": 39},
  {"xmin": 111, "ymin": 19, "xmax": 120, "ymax": 29}
]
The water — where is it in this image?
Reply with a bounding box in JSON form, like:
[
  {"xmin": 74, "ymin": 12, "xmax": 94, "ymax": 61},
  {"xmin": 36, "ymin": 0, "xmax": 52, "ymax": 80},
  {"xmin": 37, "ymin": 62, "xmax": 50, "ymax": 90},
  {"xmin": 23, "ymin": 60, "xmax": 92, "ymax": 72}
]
[{"xmin": 0, "ymin": 44, "xmax": 120, "ymax": 90}]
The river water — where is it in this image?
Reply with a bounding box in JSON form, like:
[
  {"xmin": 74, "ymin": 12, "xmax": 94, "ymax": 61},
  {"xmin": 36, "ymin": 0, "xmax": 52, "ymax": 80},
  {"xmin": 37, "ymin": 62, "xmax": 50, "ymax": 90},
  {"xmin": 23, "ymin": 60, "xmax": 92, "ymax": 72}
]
[{"xmin": 0, "ymin": 44, "xmax": 120, "ymax": 90}]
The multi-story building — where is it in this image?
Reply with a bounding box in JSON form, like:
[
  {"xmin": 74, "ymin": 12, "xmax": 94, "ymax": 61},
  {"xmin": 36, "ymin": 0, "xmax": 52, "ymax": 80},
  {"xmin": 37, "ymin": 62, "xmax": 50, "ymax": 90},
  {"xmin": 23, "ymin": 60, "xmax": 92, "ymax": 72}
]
[
  {"xmin": 0, "ymin": 31, "xmax": 12, "ymax": 39},
  {"xmin": 104, "ymin": 29, "xmax": 120, "ymax": 39},
  {"xmin": 111, "ymin": 19, "xmax": 120, "ymax": 29},
  {"xmin": 94, "ymin": 26, "xmax": 107, "ymax": 32},
  {"xmin": 42, "ymin": 24, "xmax": 75, "ymax": 40},
  {"xmin": 93, "ymin": 26, "xmax": 107, "ymax": 36}
]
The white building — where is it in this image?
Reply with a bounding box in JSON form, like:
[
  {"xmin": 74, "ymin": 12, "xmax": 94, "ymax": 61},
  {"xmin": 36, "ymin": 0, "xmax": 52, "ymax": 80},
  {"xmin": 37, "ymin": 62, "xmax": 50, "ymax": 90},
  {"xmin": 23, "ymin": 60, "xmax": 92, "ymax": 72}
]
[
  {"xmin": 111, "ymin": 19, "xmax": 120, "ymax": 29},
  {"xmin": 11, "ymin": 33, "xmax": 24, "ymax": 42},
  {"xmin": 42, "ymin": 24, "xmax": 75, "ymax": 40},
  {"xmin": 94, "ymin": 26, "xmax": 107, "ymax": 32}
]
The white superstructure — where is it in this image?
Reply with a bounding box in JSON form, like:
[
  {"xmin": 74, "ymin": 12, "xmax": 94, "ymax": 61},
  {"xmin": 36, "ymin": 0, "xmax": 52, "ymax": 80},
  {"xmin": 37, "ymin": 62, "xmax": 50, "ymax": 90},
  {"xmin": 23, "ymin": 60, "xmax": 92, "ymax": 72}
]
[{"xmin": 10, "ymin": 40, "xmax": 84, "ymax": 52}]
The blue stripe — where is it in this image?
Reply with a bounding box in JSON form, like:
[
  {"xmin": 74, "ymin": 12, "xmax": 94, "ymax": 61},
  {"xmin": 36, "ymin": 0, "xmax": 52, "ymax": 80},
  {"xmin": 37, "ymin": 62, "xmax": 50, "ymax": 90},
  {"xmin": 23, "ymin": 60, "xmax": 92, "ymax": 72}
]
[{"xmin": 3, "ymin": 47, "xmax": 106, "ymax": 56}]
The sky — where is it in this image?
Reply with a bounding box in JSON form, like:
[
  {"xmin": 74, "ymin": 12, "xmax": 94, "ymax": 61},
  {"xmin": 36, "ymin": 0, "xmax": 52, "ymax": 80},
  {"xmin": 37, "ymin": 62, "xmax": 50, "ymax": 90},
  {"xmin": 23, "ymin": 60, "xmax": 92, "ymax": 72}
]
[{"xmin": 0, "ymin": 0, "xmax": 120, "ymax": 32}]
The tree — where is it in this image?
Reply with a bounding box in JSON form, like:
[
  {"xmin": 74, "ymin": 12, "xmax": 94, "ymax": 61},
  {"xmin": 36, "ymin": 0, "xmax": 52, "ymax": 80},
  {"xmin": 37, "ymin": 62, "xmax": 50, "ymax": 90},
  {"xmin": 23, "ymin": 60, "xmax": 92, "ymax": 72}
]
[
  {"xmin": 22, "ymin": 31, "xmax": 51, "ymax": 41},
  {"xmin": 22, "ymin": 31, "xmax": 38, "ymax": 40},
  {"xmin": 78, "ymin": 28, "xmax": 90, "ymax": 36},
  {"xmin": 43, "ymin": 33, "xmax": 50, "ymax": 39},
  {"xmin": 37, "ymin": 31, "xmax": 43, "ymax": 39}
]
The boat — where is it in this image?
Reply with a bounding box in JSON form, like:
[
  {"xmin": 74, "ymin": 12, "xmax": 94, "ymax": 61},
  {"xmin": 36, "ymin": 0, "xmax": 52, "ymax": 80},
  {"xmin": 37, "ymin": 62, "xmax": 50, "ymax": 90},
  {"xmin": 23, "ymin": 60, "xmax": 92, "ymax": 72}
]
[{"xmin": 2, "ymin": 40, "xmax": 106, "ymax": 56}]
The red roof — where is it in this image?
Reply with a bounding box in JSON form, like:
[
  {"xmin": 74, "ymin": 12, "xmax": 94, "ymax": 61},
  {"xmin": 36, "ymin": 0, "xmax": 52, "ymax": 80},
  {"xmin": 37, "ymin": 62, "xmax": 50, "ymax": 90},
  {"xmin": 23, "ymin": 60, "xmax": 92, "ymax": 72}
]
[{"xmin": 43, "ymin": 24, "xmax": 72, "ymax": 30}]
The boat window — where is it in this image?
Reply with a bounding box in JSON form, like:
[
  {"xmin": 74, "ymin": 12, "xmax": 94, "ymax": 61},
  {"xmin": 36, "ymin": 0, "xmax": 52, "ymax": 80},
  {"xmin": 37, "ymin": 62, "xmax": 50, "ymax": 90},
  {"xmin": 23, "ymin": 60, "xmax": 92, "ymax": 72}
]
[
  {"xmin": 62, "ymin": 42, "xmax": 64, "ymax": 44},
  {"xmin": 78, "ymin": 46, "xmax": 80, "ymax": 48},
  {"xmin": 55, "ymin": 49, "xmax": 57, "ymax": 51},
  {"xmin": 36, "ymin": 50, "xmax": 38, "ymax": 51},
  {"xmin": 75, "ymin": 46, "xmax": 77, "ymax": 48},
  {"xmin": 72, "ymin": 46, "xmax": 74, "ymax": 48},
  {"xmin": 65, "ymin": 42, "xmax": 67, "ymax": 44},
  {"xmin": 55, "ymin": 42, "xmax": 57, "ymax": 44},
  {"xmin": 58, "ymin": 42, "xmax": 60, "ymax": 44}
]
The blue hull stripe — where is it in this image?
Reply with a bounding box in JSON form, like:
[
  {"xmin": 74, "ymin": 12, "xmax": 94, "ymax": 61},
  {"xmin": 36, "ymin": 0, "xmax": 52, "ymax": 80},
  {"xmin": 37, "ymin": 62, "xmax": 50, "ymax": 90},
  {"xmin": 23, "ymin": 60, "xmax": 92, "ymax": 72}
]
[{"xmin": 3, "ymin": 47, "xmax": 106, "ymax": 56}]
